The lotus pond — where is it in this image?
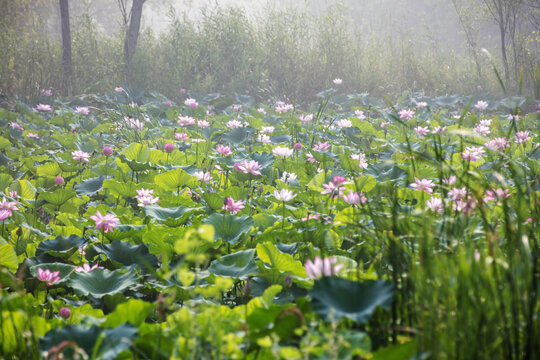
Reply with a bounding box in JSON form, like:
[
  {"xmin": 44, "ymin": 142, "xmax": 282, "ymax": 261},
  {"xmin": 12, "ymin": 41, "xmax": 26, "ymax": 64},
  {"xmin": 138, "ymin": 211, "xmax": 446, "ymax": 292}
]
[{"xmin": 0, "ymin": 88, "xmax": 538, "ymax": 359}]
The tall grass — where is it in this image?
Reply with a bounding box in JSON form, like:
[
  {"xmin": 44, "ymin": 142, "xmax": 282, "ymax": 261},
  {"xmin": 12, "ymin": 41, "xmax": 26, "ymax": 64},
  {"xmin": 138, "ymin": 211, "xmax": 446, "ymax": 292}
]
[{"xmin": 0, "ymin": 3, "xmax": 530, "ymax": 104}]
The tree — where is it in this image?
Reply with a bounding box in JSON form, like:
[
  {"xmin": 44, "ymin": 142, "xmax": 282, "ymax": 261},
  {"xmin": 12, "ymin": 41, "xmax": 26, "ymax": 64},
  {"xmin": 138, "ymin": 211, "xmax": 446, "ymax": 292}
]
[
  {"xmin": 451, "ymin": 0, "xmax": 484, "ymax": 81},
  {"xmin": 122, "ymin": 0, "xmax": 147, "ymax": 85},
  {"xmin": 59, "ymin": 0, "xmax": 72, "ymax": 94}
]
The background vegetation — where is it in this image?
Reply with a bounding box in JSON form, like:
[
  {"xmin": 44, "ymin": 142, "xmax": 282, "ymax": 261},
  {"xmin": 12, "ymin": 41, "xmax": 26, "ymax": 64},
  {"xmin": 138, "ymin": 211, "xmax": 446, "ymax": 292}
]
[{"xmin": 0, "ymin": 0, "xmax": 538, "ymax": 104}]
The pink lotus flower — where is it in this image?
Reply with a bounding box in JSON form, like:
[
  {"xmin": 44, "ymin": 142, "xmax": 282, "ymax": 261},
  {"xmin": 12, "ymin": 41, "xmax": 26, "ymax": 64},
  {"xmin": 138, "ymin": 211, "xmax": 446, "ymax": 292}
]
[
  {"xmin": 9, "ymin": 122, "xmax": 24, "ymax": 131},
  {"xmin": 8, "ymin": 191, "xmax": 17, "ymax": 198},
  {"xmin": 257, "ymin": 134, "xmax": 271, "ymax": 144},
  {"xmin": 351, "ymin": 153, "xmax": 368, "ymax": 169},
  {"xmin": 280, "ymin": 172, "xmax": 297, "ymax": 183},
  {"xmin": 114, "ymin": 87, "xmax": 124, "ymax": 92},
  {"xmin": 164, "ymin": 143, "xmax": 174, "ymax": 153},
  {"xmin": 414, "ymin": 126, "xmax": 429, "ymax": 136},
  {"xmin": 380, "ymin": 121, "xmax": 390, "ymax": 128},
  {"xmin": 184, "ymin": 98, "xmax": 198, "ymax": 108},
  {"xmin": 232, "ymin": 104, "xmax": 242, "ymax": 112},
  {"xmin": 124, "ymin": 117, "xmax": 144, "ymax": 130},
  {"xmin": 442, "ymin": 175, "xmax": 456, "ymax": 185},
  {"xmin": 135, "ymin": 188, "xmax": 159, "ymax": 207},
  {"xmin": 433, "ymin": 126, "xmax": 447, "ymax": 134},
  {"xmin": 426, "ymin": 197, "xmax": 444, "ymax": 214},
  {"xmin": 474, "ymin": 100, "xmax": 488, "ymax": 110},
  {"xmin": 336, "ymin": 119, "xmax": 352, "ymax": 128},
  {"xmin": 398, "ymin": 109, "xmax": 415, "ymax": 120},
  {"xmin": 233, "ymin": 160, "xmax": 262, "ymax": 176},
  {"xmin": 33, "ymin": 104, "xmax": 53, "ymax": 112},
  {"xmin": 321, "ymin": 177, "xmax": 346, "ymax": 198},
  {"xmin": 410, "ymin": 178, "xmax": 435, "ymax": 194},
  {"xmin": 216, "ymin": 144, "xmax": 232, "ymax": 156},
  {"xmin": 273, "ymin": 189, "xmax": 296, "ymax": 202},
  {"xmin": 178, "ymin": 116, "xmax": 196, "ymax": 126},
  {"xmin": 72, "ymin": 150, "xmax": 90, "ymax": 163},
  {"xmin": 305, "ymin": 256, "xmax": 344, "ymax": 279},
  {"xmin": 75, "ymin": 263, "xmax": 104, "ymax": 273},
  {"xmin": 342, "ymin": 191, "xmax": 367, "ymax": 205},
  {"xmin": 461, "ymin": 146, "xmax": 485, "ymax": 162},
  {"xmin": 0, "ymin": 196, "xmax": 19, "ymax": 216},
  {"xmin": 257, "ymin": 108, "xmax": 266, "ymax": 115},
  {"xmin": 485, "ymin": 188, "xmax": 510, "ymax": 202},
  {"xmin": 332, "ymin": 78, "xmax": 343, "ymax": 85},
  {"xmin": 37, "ymin": 268, "xmax": 60, "ymax": 286},
  {"xmin": 306, "ymin": 152, "xmax": 318, "ymax": 163},
  {"xmin": 355, "ymin": 110, "xmax": 366, "ymax": 120},
  {"xmin": 299, "ymin": 114, "xmax": 314, "ymax": 122},
  {"xmin": 416, "ymin": 102, "xmax": 428, "ymax": 108},
  {"xmin": 180, "ymin": 88, "xmax": 186, "ymax": 94},
  {"xmin": 90, "ymin": 211, "xmax": 119, "ymax": 233},
  {"xmin": 26, "ymin": 132, "xmax": 39, "ymax": 139},
  {"xmin": 102, "ymin": 146, "xmax": 114, "ymax": 157},
  {"xmin": 165, "ymin": 100, "xmax": 172, "ymax": 107},
  {"xmin": 75, "ymin": 107, "xmax": 90, "ymax": 115},
  {"xmin": 194, "ymin": 171, "xmax": 211, "ymax": 183},
  {"xmin": 40, "ymin": 89, "xmax": 53, "ymax": 97},
  {"xmin": 473, "ymin": 124, "xmax": 490, "ymax": 137},
  {"xmin": 197, "ymin": 120, "xmax": 210, "ymax": 128},
  {"xmin": 313, "ymin": 141, "xmax": 330, "ymax": 151},
  {"xmin": 227, "ymin": 119, "xmax": 243, "ymax": 129},
  {"xmin": 0, "ymin": 209, "xmax": 11, "ymax": 221},
  {"xmin": 515, "ymin": 131, "xmax": 531, "ymax": 145},
  {"xmin": 272, "ymin": 146, "xmax": 294, "ymax": 158},
  {"xmin": 484, "ymin": 137, "xmax": 509, "ymax": 151},
  {"xmin": 453, "ymin": 196, "xmax": 477, "ymax": 215},
  {"xmin": 59, "ymin": 307, "xmax": 71, "ymax": 320},
  {"xmin": 294, "ymin": 142, "xmax": 302, "ymax": 151},
  {"xmin": 301, "ymin": 214, "xmax": 320, "ymax": 222},
  {"xmin": 55, "ymin": 176, "xmax": 65, "ymax": 185},
  {"xmin": 275, "ymin": 102, "xmax": 293, "ymax": 114},
  {"xmin": 449, "ymin": 187, "xmax": 467, "ymax": 201},
  {"xmin": 222, "ymin": 197, "xmax": 245, "ymax": 214},
  {"xmin": 175, "ymin": 132, "xmax": 189, "ymax": 140},
  {"xmin": 261, "ymin": 126, "xmax": 274, "ymax": 134}
]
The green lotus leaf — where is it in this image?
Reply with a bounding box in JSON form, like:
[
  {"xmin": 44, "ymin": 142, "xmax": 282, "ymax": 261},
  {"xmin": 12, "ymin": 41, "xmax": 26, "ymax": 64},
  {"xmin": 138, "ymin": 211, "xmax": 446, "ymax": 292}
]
[
  {"xmin": 102, "ymin": 299, "xmax": 154, "ymax": 328},
  {"xmin": 202, "ymin": 213, "xmax": 253, "ymax": 245},
  {"xmin": 75, "ymin": 176, "xmax": 106, "ymax": 196},
  {"xmin": 0, "ymin": 243, "xmax": 18, "ymax": 272},
  {"xmin": 122, "ymin": 142, "xmax": 150, "ymax": 162},
  {"xmin": 103, "ymin": 179, "xmax": 137, "ymax": 198},
  {"xmin": 86, "ymin": 240, "xmax": 157, "ymax": 271},
  {"xmin": 104, "ymin": 224, "xmax": 145, "ymax": 242},
  {"xmin": 201, "ymin": 192, "xmax": 224, "ymax": 211},
  {"xmin": 68, "ymin": 268, "xmax": 138, "ymax": 298},
  {"xmin": 0, "ymin": 173, "xmax": 13, "ymax": 194},
  {"xmin": 154, "ymin": 168, "xmax": 197, "ymax": 191},
  {"xmin": 256, "ymin": 242, "xmax": 306, "ymax": 278},
  {"xmin": 142, "ymin": 205, "xmax": 203, "ymax": 226},
  {"xmin": 29, "ymin": 263, "xmax": 76, "ymax": 284},
  {"xmin": 36, "ymin": 162, "xmax": 61, "ymax": 177},
  {"xmin": 39, "ymin": 324, "xmax": 137, "ymax": 359},
  {"xmin": 35, "ymin": 235, "xmax": 86, "ymax": 259},
  {"xmin": 208, "ymin": 249, "xmax": 257, "ymax": 279},
  {"xmin": 221, "ymin": 127, "xmax": 254, "ymax": 144},
  {"xmin": 16, "ymin": 179, "xmax": 37, "ymax": 200},
  {"xmin": 39, "ymin": 189, "xmax": 76, "ymax": 207},
  {"xmin": 309, "ymin": 277, "xmax": 394, "ymax": 324}
]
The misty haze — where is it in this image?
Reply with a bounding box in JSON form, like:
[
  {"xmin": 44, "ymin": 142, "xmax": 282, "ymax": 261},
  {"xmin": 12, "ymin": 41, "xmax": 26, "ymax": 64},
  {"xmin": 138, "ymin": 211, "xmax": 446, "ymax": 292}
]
[{"xmin": 0, "ymin": 1, "xmax": 538, "ymax": 359}]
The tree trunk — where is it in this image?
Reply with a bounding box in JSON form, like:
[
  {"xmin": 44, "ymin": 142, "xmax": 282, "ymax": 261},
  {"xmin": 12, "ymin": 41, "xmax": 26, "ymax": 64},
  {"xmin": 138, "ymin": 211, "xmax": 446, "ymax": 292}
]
[
  {"xmin": 124, "ymin": 0, "xmax": 145, "ymax": 85},
  {"xmin": 497, "ymin": 5, "xmax": 510, "ymax": 83},
  {"xmin": 59, "ymin": 0, "xmax": 72, "ymax": 94}
]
